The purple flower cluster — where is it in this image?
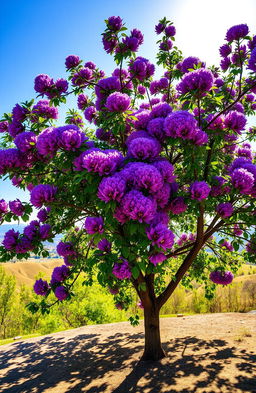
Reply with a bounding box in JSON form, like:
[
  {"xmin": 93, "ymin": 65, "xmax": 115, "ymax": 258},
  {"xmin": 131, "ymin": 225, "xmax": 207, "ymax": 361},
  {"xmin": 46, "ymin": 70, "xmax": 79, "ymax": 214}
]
[
  {"xmin": 30, "ymin": 184, "xmax": 57, "ymax": 208},
  {"xmin": 177, "ymin": 57, "xmax": 205, "ymax": 73},
  {"xmin": 31, "ymin": 100, "xmax": 58, "ymax": 122},
  {"xmin": 112, "ymin": 258, "xmax": 131, "ymax": 280},
  {"xmin": 34, "ymin": 279, "xmax": 49, "ymax": 296},
  {"xmin": 177, "ymin": 69, "xmax": 214, "ymax": 97},
  {"xmin": 127, "ymin": 136, "xmax": 161, "ymax": 160},
  {"xmin": 2, "ymin": 229, "xmax": 33, "ymax": 254},
  {"xmin": 116, "ymin": 190, "xmax": 157, "ymax": 223},
  {"xmin": 216, "ymin": 202, "xmax": 234, "ymax": 218},
  {"xmin": 105, "ymin": 92, "xmax": 130, "ymax": 112},
  {"xmin": 57, "ymin": 242, "xmax": 76, "ymax": 257},
  {"xmin": 248, "ymin": 48, "xmax": 256, "ymax": 72},
  {"xmin": 229, "ymin": 158, "xmax": 256, "ymax": 195},
  {"xmin": 210, "ymin": 270, "xmax": 234, "ymax": 285},
  {"xmin": 34, "ymin": 74, "xmax": 68, "ymax": 98},
  {"xmin": 55, "ymin": 286, "xmax": 69, "ymax": 301},
  {"xmin": 226, "ymin": 24, "xmax": 249, "ymax": 42},
  {"xmin": 65, "ymin": 55, "xmax": 80, "ymax": 69},
  {"xmin": 9, "ymin": 199, "xmax": 25, "ymax": 216},
  {"xmin": 98, "ymin": 239, "xmax": 112, "ymax": 253},
  {"xmin": 128, "ymin": 57, "xmax": 155, "ymax": 81},
  {"xmin": 0, "ymin": 199, "xmax": 8, "ymax": 217},
  {"xmin": 168, "ymin": 196, "xmax": 187, "ymax": 214},
  {"xmin": 51, "ymin": 265, "xmax": 70, "ymax": 284},
  {"xmin": 84, "ymin": 216, "xmax": 104, "ymax": 234},
  {"xmin": 74, "ymin": 148, "xmax": 123, "ymax": 175},
  {"xmin": 149, "ymin": 253, "xmax": 167, "ymax": 266},
  {"xmin": 14, "ymin": 132, "xmax": 37, "ymax": 153},
  {"xmin": 190, "ymin": 181, "xmax": 211, "ymax": 201},
  {"xmin": 164, "ymin": 111, "xmax": 197, "ymax": 139},
  {"xmin": 224, "ymin": 111, "xmax": 246, "ymax": 133},
  {"xmin": 0, "ymin": 148, "xmax": 24, "ymax": 175},
  {"xmin": 98, "ymin": 174, "xmax": 126, "ymax": 202},
  {"xmin": 149, "ymin": 78, "xmax": 169, "ymax": 95},
  {"xmin": 146, "ymin": 223, "xmax": 174, "ymax": 251}
]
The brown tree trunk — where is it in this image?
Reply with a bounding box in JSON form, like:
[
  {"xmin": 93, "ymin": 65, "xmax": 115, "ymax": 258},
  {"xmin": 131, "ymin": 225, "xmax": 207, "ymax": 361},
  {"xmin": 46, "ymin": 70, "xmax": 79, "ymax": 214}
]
[{"xmin": 141, "ymin": 305, "xmax": 166, "ymax": 361}]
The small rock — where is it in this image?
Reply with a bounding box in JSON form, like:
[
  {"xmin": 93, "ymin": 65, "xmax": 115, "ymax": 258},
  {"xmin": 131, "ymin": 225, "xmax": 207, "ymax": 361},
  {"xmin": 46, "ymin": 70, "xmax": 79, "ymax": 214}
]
[
  {"xmin": 177, "ymin": 314, "xmax": 184, "ymax": 317},
  {"xmin": 13, "ymin": 336, "xmax": 22, "ymax": 340}
]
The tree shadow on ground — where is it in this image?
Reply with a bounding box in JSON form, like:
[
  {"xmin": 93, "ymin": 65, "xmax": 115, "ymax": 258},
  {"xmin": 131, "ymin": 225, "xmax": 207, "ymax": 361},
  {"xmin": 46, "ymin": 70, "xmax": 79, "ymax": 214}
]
[{"xmin": 0, "ymin": 332, "xmax": 255, "ymax": 392}]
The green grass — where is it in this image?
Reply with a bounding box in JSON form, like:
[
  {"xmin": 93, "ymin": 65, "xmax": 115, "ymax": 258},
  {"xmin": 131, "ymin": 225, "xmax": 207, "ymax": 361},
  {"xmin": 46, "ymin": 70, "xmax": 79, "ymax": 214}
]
[{"xmin": 0, "ymin": 333, "xmax": 41, "ymax": 346}]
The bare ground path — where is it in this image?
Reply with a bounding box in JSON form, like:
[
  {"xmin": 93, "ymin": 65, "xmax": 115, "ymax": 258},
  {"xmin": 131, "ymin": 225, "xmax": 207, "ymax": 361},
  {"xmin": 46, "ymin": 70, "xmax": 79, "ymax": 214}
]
[{"xmin": 0, "ymin": 313, "xmax": 255, "ymax": 393}]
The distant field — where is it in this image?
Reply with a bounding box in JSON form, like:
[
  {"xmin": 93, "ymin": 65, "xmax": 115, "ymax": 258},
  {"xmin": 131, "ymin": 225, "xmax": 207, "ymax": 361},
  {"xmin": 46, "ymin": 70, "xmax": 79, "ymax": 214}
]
[{"xmin": 1, "ymin": 259, "xmax": 63, "ymax": 286}]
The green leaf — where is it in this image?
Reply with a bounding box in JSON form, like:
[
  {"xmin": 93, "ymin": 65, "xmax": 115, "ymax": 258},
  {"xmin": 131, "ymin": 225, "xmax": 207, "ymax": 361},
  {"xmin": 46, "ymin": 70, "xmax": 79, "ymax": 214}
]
[{"xmin": 131, "ymin": 266, "xmax": 140, "ymax": 279}]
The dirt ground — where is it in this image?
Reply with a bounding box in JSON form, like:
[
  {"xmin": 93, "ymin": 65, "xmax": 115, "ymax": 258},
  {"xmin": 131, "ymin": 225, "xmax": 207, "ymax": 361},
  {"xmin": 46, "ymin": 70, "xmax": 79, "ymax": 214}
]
[{"xmin": 0, "ymin": 313, "xmax": 255, "ymax": 393}]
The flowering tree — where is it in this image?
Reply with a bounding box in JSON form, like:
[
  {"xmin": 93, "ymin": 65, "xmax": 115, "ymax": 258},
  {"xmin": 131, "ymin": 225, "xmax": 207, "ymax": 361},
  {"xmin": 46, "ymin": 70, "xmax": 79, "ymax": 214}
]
[{"xmin": 0, "ymin": 16, "xmax": 256, "ymax": 361}]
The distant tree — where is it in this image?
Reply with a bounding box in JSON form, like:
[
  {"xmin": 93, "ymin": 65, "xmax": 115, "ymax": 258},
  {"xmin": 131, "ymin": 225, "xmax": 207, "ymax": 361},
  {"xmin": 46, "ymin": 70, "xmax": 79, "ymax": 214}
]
[{"xmin": 0, "ymin": 266, "xmax": 16, "ymax": 338}]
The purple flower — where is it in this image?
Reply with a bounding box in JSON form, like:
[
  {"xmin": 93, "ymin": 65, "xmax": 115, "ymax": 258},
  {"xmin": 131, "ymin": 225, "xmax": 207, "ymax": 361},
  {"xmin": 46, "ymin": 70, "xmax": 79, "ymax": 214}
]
[
  {"xmin": 112, "ymin": 259, "xmax": 131, "ymax": 280},
  {"xmin": 128, "ymin": 137, "xmax": 161, "ymax": 160},
  {"xmin": 0, "ymin": 148, "xmax": 24, "ymax": 174},
  {"xmin": 168, "ymin": 197, "xmax": 188, "ymax": 214},
  {"xmin": 34, "ymin": 74, "xmax": 53, "ymax": 94},
  {"xmin": 193, "ymin": 129, "xmax": 208, "ymax": 146},
  {"xmin": 177, "ymin": 69, "xmax": 214, "ymax": 96},
  {"xmin": 0, "ymin": 199, "xmax": 8, "ymax": 215},
  {"xmin": 36, "ymin": 127, "xmax": 59, "ymax": 156},
  {"xmin": 39, "ymin": 224, "xmax": 52, "ymax": 240},
  {"xmin": 37, "ymin": 207, "xmax": 50, "ymax": 222},
  {"xmin": 177, "ymin": 233, "xmax": 188, "ymax": 246},
  {"xmin": 248, "ymin": 48, "xmax": 256, "ymax": 72},
  {"xmin": 233, "ymin": 224, "xmax": 243, "ymax": 236},
  {"xmin": 11, "ymin": 176, "xmax": 22, "ymax": 187},
  {"xmin": 190, "ymin": 181, "xmax": 210, "ymax": 201},
  {"xmin": 224, "ymin": 111, "xmax": 246, "ymax": 133},
  {"xmin": 24, "ymin": 220, "xmax": 40, "ymax": 240},
  {"xmin": 120, "ymin": 190, "xmax": 157, "ymax": 223},
  {"xmin": 0, "ymin": 120, "xmax": 9, "ymax": 133},
  {"xmin": 55, "ymin": 286, "xmax": 69, "ymax": 301},
  {"xmin": 177, "ymin": 57, "xmax": 205, "ymax": 73},
  {"xmin": 84, "ymin": 106, "xmax": 96, "ymax": 122},
  {"xmin": 30, "ymin": 184, "xmax": 57, "ymax": 208},
  {"xmin": 150, "ymin": 211, "xmax": 169, "ymax": 226},
  {"xmin": 84, "ymin": 216, "xmax": 104, "ymax": 234},
  {"xmin": 57, "ymin": 242, "xmax": 76, "ymax": 257},
  {"xmin": 122, "ymin": 162, "xmax": 164, "ymax": 194},
  {"xmin": 149, "ymin": 253, "xmax": 167, "ymax": 266},
  {"xmin": 105, "ymin": 92, "xmax": 130, "ymax": 112},
  {"xmin": 55, "ymin": 79, "xmax": 69, "ymax": 94},
  {"xmin": 12, "ymin": 104, "xmax": 29, "ymax": 122},
  {"xmin": 159, "ymin": 40, "xmax": 173, "ymax": 51},
  {"xmin": 219, "ymin": 44, "xmax": 232, "ymax": 57},
  {"xmin": 65, "ymin": 55, "xmax": 80, "ymax": 69},
  {"xmin": 9, "ymin": 199, "xmax": 25, "ymax": 216},
  {"xmin": 74, "ymin": 149, "xmax": 123, "ymax": 175},
  {"xmin": 210, "ymin": 271, "xmax": 234, "ymax": 285},
  {"xmin": 98, "ymin": 175, "xmax": 126, "ymax": 202},
  {"xmin": 14, "ymin": 132, "xmax": 37, "ymax": 153},
  {"xmin": 153, "ymin": 183, "xmax": 171, "ymax": 208},
  {"xmin": 2, "ymin": 229, "xmax": 19, "ymax": 251},
  {"xmin": 220, "ymin": 240, "xmax": 234, "ymax": 252},
  {"xmin": 128, "ymin": 57, "xmax": 155, "ymax": 81},
  {"xmin": 165, "ymin": 25, "xmax": 176, "ymax": 37},
  {"xmin": 146, "ymin": 223, "xmax": 175, "ymax": 251},
  {"xmin": 51, "ymin": 265, "xmax": 70, "ymax": 284},
  {"xmin": 231, "ymin": 168, "xmax": 254, "ymax": 194},
  {"xmin": 152, "ymin": 159, "xmax": 175, "ymax": 183},
  {"xmin": 57, "ymin": 125, "xmax": 87, "ymax": 151},
  {"xmin": 102, "ymin": 33, "xmax": 118, "ymax": 54},
  {"xmin": 216, "ymin": 202, "xmax": 234, "ymax": 218},
  {"xmin": 164, "ymin": 110, "xmax": 197, "ymax": 139},
  {"xmin": 155, "ymin": 23, "xmax": 165, "ymax": 34},
  {"xmin": 246, "ymin": 240, "xmax": 256, "ymax": 254},
  {"xmin": 150, "ymin": 103, "xmax": 172, "ymax": 119},
  {"xmin": 8, "ymin": 121, "xmax": 25, "ymax": 138},
  {"xmin": 72, "ymin": 68, "xmax": 93, "ymax": 86},
  {"xmin": 15, "ymin": 237, "xmax": 33, "ymax": 254},
  {"xmin": 107, "ymin": 16, "xmax": 123, "ymax": 31},
  {"xmin": 97, "ymin": 239, "xmax": 112, "ymax": 253},
  {"xmin": 138, "ymin": 85, "xmax": 146, "ymax": 95},
  {"xmin": 220, "ymin": 57, "xmax": 231, "ymax": 71},
  {"xmin": 34, "ymin": 279, "xmax": 49, "ymax": 296},
  {"xmin": 226, "ymin": 24, "xmax": 249, "ymax": 42},
  {"xmin": 31, "ymin": 100, "xmax": 58, "ymax": 122},
  {"xmin": 77, "ymin": 94, "xmax": 88, "ymax": 110}
]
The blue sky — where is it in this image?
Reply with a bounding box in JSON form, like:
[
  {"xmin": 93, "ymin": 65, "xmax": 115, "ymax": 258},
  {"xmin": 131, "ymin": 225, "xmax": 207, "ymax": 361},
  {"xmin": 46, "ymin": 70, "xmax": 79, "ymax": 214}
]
[{"xmin": 0, "ymin": 0, "xmax": 256, "ymax": 205}]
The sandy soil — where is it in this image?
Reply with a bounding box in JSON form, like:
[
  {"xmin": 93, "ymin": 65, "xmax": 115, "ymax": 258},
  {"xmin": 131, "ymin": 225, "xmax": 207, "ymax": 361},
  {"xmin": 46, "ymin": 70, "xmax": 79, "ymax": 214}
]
[{"xmin": 0, "ymin": 313, "xmax": 255, "ymax": 393}]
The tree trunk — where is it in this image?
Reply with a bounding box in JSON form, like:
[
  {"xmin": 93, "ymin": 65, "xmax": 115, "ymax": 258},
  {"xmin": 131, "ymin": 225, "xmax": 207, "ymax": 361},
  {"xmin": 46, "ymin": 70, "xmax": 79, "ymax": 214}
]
[{"xmin": 141, "ymin": 305, "xmax": 166, "ymax": 361}]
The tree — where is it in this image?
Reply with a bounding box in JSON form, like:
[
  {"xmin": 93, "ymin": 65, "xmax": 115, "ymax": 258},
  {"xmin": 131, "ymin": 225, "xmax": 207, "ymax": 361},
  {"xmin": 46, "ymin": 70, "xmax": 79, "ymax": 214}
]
[
  {"xmin": 0, "ymin": 266, "xmax": 16, "ymax": 338},
  {"xmin": 0, "ymin": 16, "xmax": 256, "ymax": 361}
]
